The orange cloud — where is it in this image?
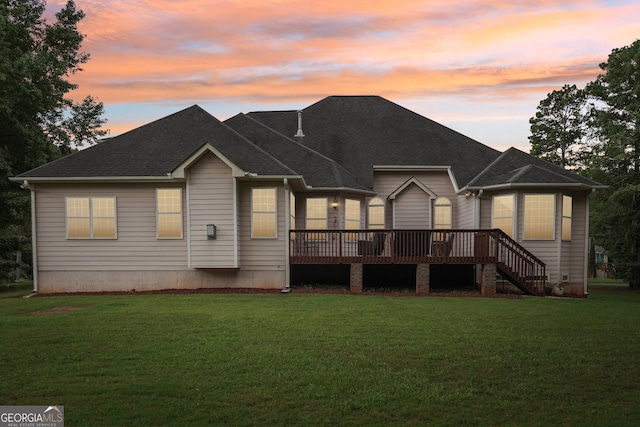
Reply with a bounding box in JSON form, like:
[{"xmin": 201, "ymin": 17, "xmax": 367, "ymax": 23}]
[{"xmin": 49, "ymin": 0, "xmax": 639, "ymax": 149}]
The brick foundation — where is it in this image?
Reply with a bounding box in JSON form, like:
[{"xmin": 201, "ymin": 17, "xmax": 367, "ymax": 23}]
[
  {"xmin": 350, "ymin": 263, "xmax": 363, "ymax": 292},
  {"xmin": 481, "ymin": 263, "xmax": 496, "ymax": 296},
  {"xmin": 416, "ymin": 263, "xmax": 430, "ymax": 294}
]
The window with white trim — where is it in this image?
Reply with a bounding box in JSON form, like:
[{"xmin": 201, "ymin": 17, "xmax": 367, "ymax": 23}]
[
  {"xmin": 345, "ymin": 199, "xmax": 361, "ymax": 230},
  {"xmin": 157, "ymin": 189, "xmax": 183, "ymax": 239},
  {"xmin": 66, "ymin": 197, "xmax": 117, "ymax": 239},
  {"xmin": 252, "ymin": 188, "xmax": 277, "ymax": 238},
  {"xmin": 492, "ymin": 194, "xmax": 515, "ymax": 238},
  {"xmin": 562, "ymin": 195, "xmax": 572, "ymax": 241},
  {"xmin": 306, "ymin": 198, "xmax": 327, "ymax": 240},
  {"xmin": 524, "ymin": 194, "xmax": 555, "ymax": 240},
  {"xmin": 289, "ymin": 192, "xmax": 296, "ymax": 240},
  {"xmin": 345, "ymin": 199, "xmax": 361, "ymax": 241},
  {"xmin": 433, "ymin": 197, "xmax": 452, "ymax": 229},
  {"xmin": 367, "ymin": 197, "xmax": 385, "ymax": 229}
]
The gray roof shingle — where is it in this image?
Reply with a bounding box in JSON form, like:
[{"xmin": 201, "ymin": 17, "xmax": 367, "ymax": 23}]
[
  {"xmin": 224, "ymin": 113, "xmax": 370, "ymax": 191},
  {"xmin": 248, "ymin": 96, "xmax": 502, "ymax": 188},
  {"xmin": 16, "ymin": 97, "xmax": 604, "ymax": 193},
  {"xmin": 17, "ymin": 105, "xmax": 294, "ymax": 178},
  {"xmin": 465, "ymin": 148, "xmax": 605, "ymax": 189}
]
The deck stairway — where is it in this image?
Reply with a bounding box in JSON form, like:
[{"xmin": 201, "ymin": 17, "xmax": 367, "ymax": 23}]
[{"xmin": 492, "ymin": 230, "xmax": 546, "ymax": 296}]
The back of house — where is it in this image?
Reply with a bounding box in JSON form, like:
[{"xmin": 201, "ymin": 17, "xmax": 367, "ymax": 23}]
[{"xmin": 12, "ymin": 96, "xmax": 605, "ymax": 296}]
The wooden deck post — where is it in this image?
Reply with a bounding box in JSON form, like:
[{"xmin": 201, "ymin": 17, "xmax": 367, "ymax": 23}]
[
  {"xmin": 350, "ymin": 263, "xmax": 363, "ymax": 292},
  {"xmin": 416, "ymin": 263, "xmax": 430, "ymax": 294},
  {"xmin": 481, "ymin": 263, "xmax": 496, "ymax": 296}
]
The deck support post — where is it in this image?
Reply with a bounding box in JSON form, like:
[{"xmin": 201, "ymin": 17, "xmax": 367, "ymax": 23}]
[
  {"xmin": 481, "ymin": 263, "xmax": 496, "ymax": 296},
  {"xmin": 416, "ymin": 263, "xmax": 430, "ymax": 294},
  {"xmin": 350, "ymin": 263, "xmax": 363, "ymax": 292}
]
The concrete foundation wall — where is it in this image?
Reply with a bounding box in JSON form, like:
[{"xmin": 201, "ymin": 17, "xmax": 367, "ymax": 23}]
[{"xmin": 37, "ymin": 269, "xmax": 286, "ymax": 293}]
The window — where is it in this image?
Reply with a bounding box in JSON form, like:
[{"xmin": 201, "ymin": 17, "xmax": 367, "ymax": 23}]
[
  {"xmin": 289, "ymin": 192, "xmax": 296, "ymax": 240},
  {"xmin": 433, "ymin": 197, "xmax": 452, "ymax": 229},
  {"xmin": 562, "ymin": 195, "xmax": 572, "ymax": 240},
  {"xmin": 367, "ymin": 197, "xmax": 385, "ymax": 229},
  {"xmin": 492, "ymin": 194, "xmax": 514, "ymax": 238},
  {"xmin": 345, "ymin": 199, "xmax": 361, "ymax": 230},
  {"xmin": 524, "ymin": 194, "xmax": 555, "ymax": 240},
  {"xmin": 157, "ymin": 189, "xmax": 183, "ymax": 239},
  {"xmin": 345, "ymin": 199, "xmax": 361, "ymax": 241},
  {"xmin": 252, "ymin": 188, "xmax": 277, "ymax": 238},
  {"xmin": 306, "ymin": 198, "xmax": 327, "ymax": 239},
  {"xmin": 66, "ymin": 197, "xmax": 116, "ymax": 239}
]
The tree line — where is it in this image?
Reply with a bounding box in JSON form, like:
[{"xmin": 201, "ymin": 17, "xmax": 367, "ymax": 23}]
[
  {"xmin": 529, "ymin": 40, "xmax": 640, "ymax": 288},
  {"xmin": 1, "ymin": 0, "xmax": 107, "ymax": 282}
]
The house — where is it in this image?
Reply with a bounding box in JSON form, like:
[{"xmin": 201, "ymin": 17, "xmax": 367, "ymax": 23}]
[{"xmin": 12, "ymin": 96, "xmax": 605, "ymax": 296}]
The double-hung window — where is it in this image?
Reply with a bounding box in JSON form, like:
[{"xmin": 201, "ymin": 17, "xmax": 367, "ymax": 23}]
[
  {"xmin": 492, "ymin": 194, "xmax": 515, "ymax": 238},
  {"xmin": 157, "ymin": 189, "xmax": 183, "ymax": 239},
  {"xmin": 306, "ymin": 198, "xmax": 327, "ymax": 240},
  {"xmin": 433, "ymin": 197, "xmax": 452, "ymax": 229},
  {"xmin": 524, "ymin": 194, "xmax": 555, "ymax": 240},
  {"xmin": 289, "ymin": 192, "xmax": 296, "ymax": 240},
  {"xmin": 345, "ymin": 199, "xmax": 361, "ymax": 241},
  {"xmin": 367, "ymin": 197, "xmax": 385, "ymax": 229},
  {"xmin": 252, "ymin": 188, "xmax": 277, "ymax": 238},
  {"xmin": 562, "ymin": 195, "xmax": 572, "ymax": 240},
  {"xmin": 66, "ymin": 197, "xmax": 117, "ymax": 239}
]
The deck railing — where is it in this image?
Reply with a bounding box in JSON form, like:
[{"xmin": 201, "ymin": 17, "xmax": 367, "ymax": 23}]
[{"xmin": 289, "ymin": 229, "xmax": 546, "ymax": 295}]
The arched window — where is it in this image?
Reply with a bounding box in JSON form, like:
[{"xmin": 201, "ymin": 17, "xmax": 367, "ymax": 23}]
[
  {"xmin": 367, "ymin": 197, "xmax": 385, "ymax": 229},
  {"xmin": 433, "ymin": 197, "xmax": 452, "ymax": 229}
]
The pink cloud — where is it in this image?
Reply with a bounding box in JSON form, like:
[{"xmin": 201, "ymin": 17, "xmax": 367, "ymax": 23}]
[{"xmin": 51, "ymin": 0, "xmax": 639, "ymax": 147}]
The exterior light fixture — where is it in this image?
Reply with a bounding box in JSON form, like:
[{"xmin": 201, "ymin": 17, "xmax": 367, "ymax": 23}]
[
  {"xmin": 207, "ymin": 224, "xmax": 217, "ymax": 240},
  {"xmin": 331, "ymin": 199, "xmax": 339, "ymax": 209}
]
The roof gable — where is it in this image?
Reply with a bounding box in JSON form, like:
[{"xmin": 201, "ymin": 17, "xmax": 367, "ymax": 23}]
[
  {"xmin": 17, "ymin": 106, "xmax": 294, "ymax": 179},
  {"xmin": 388, "ymin": 177, "xmax": 438, "ymax": 200}
]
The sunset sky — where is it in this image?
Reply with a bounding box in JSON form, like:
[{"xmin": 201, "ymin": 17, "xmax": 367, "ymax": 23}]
[{"xmin": 46, "ymin": 0, "xmax": 640, "ymax": 152}]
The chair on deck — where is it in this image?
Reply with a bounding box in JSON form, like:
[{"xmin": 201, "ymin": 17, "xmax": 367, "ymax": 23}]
[
  {"xmin": 432, "ymin": 233, "xmax": 455, "ymax": 256},
  {"xmin": 358, "ymin": 232, "xmax": 386, "ymax": 256}
]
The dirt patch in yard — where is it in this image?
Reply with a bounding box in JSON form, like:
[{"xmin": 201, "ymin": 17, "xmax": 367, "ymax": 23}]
[{"xmin": 28, "ymin": 306, "xmax": 84, "ymax": 316}]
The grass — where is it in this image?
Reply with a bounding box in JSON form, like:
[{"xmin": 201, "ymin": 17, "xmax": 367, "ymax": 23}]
[
  {"xmin": 588, "ymin": 277, "xmax": 628, "ymax": 285},
  {"xmin": 1, "ymin": 288, "xmax": 640, "ymax": 426}
]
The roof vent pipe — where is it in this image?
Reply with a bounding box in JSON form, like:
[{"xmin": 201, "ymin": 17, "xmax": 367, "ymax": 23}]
[{"xmin": 294, "ymin": 110, "xmax": 305, "ymax": 140}]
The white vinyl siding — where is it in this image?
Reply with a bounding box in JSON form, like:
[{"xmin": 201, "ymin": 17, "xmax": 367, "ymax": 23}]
[
  {"xmin": 393, "ymin": 184, "xmax": 431, "ymax": 229},
  {"xmin": 66, "ymin": 197, "xmax": 116, "ymax": 239},
  {"xmin": 373, "ymin": 171, "xmax": 456, "ymax": 229},
  {"xmin": 188, "ymin": 152, "xmax": 236, "ymax": 268},
  {"xmin": 37, "ymin": 184, "xmax": 188, "ymax": 271},
  {"xmin": 237, "ymin": 181, "xmax": 287, "ymax": 271}
]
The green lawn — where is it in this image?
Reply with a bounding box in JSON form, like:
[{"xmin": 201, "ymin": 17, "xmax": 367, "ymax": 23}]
[{"xmin": 1, "ymin": 286, "xmax": 639, "ymax": 426}]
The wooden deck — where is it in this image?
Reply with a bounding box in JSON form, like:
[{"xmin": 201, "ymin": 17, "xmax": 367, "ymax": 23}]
[{"xmin": 290, "ymin": 229, "xmax": 547, "ymax": 295}]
